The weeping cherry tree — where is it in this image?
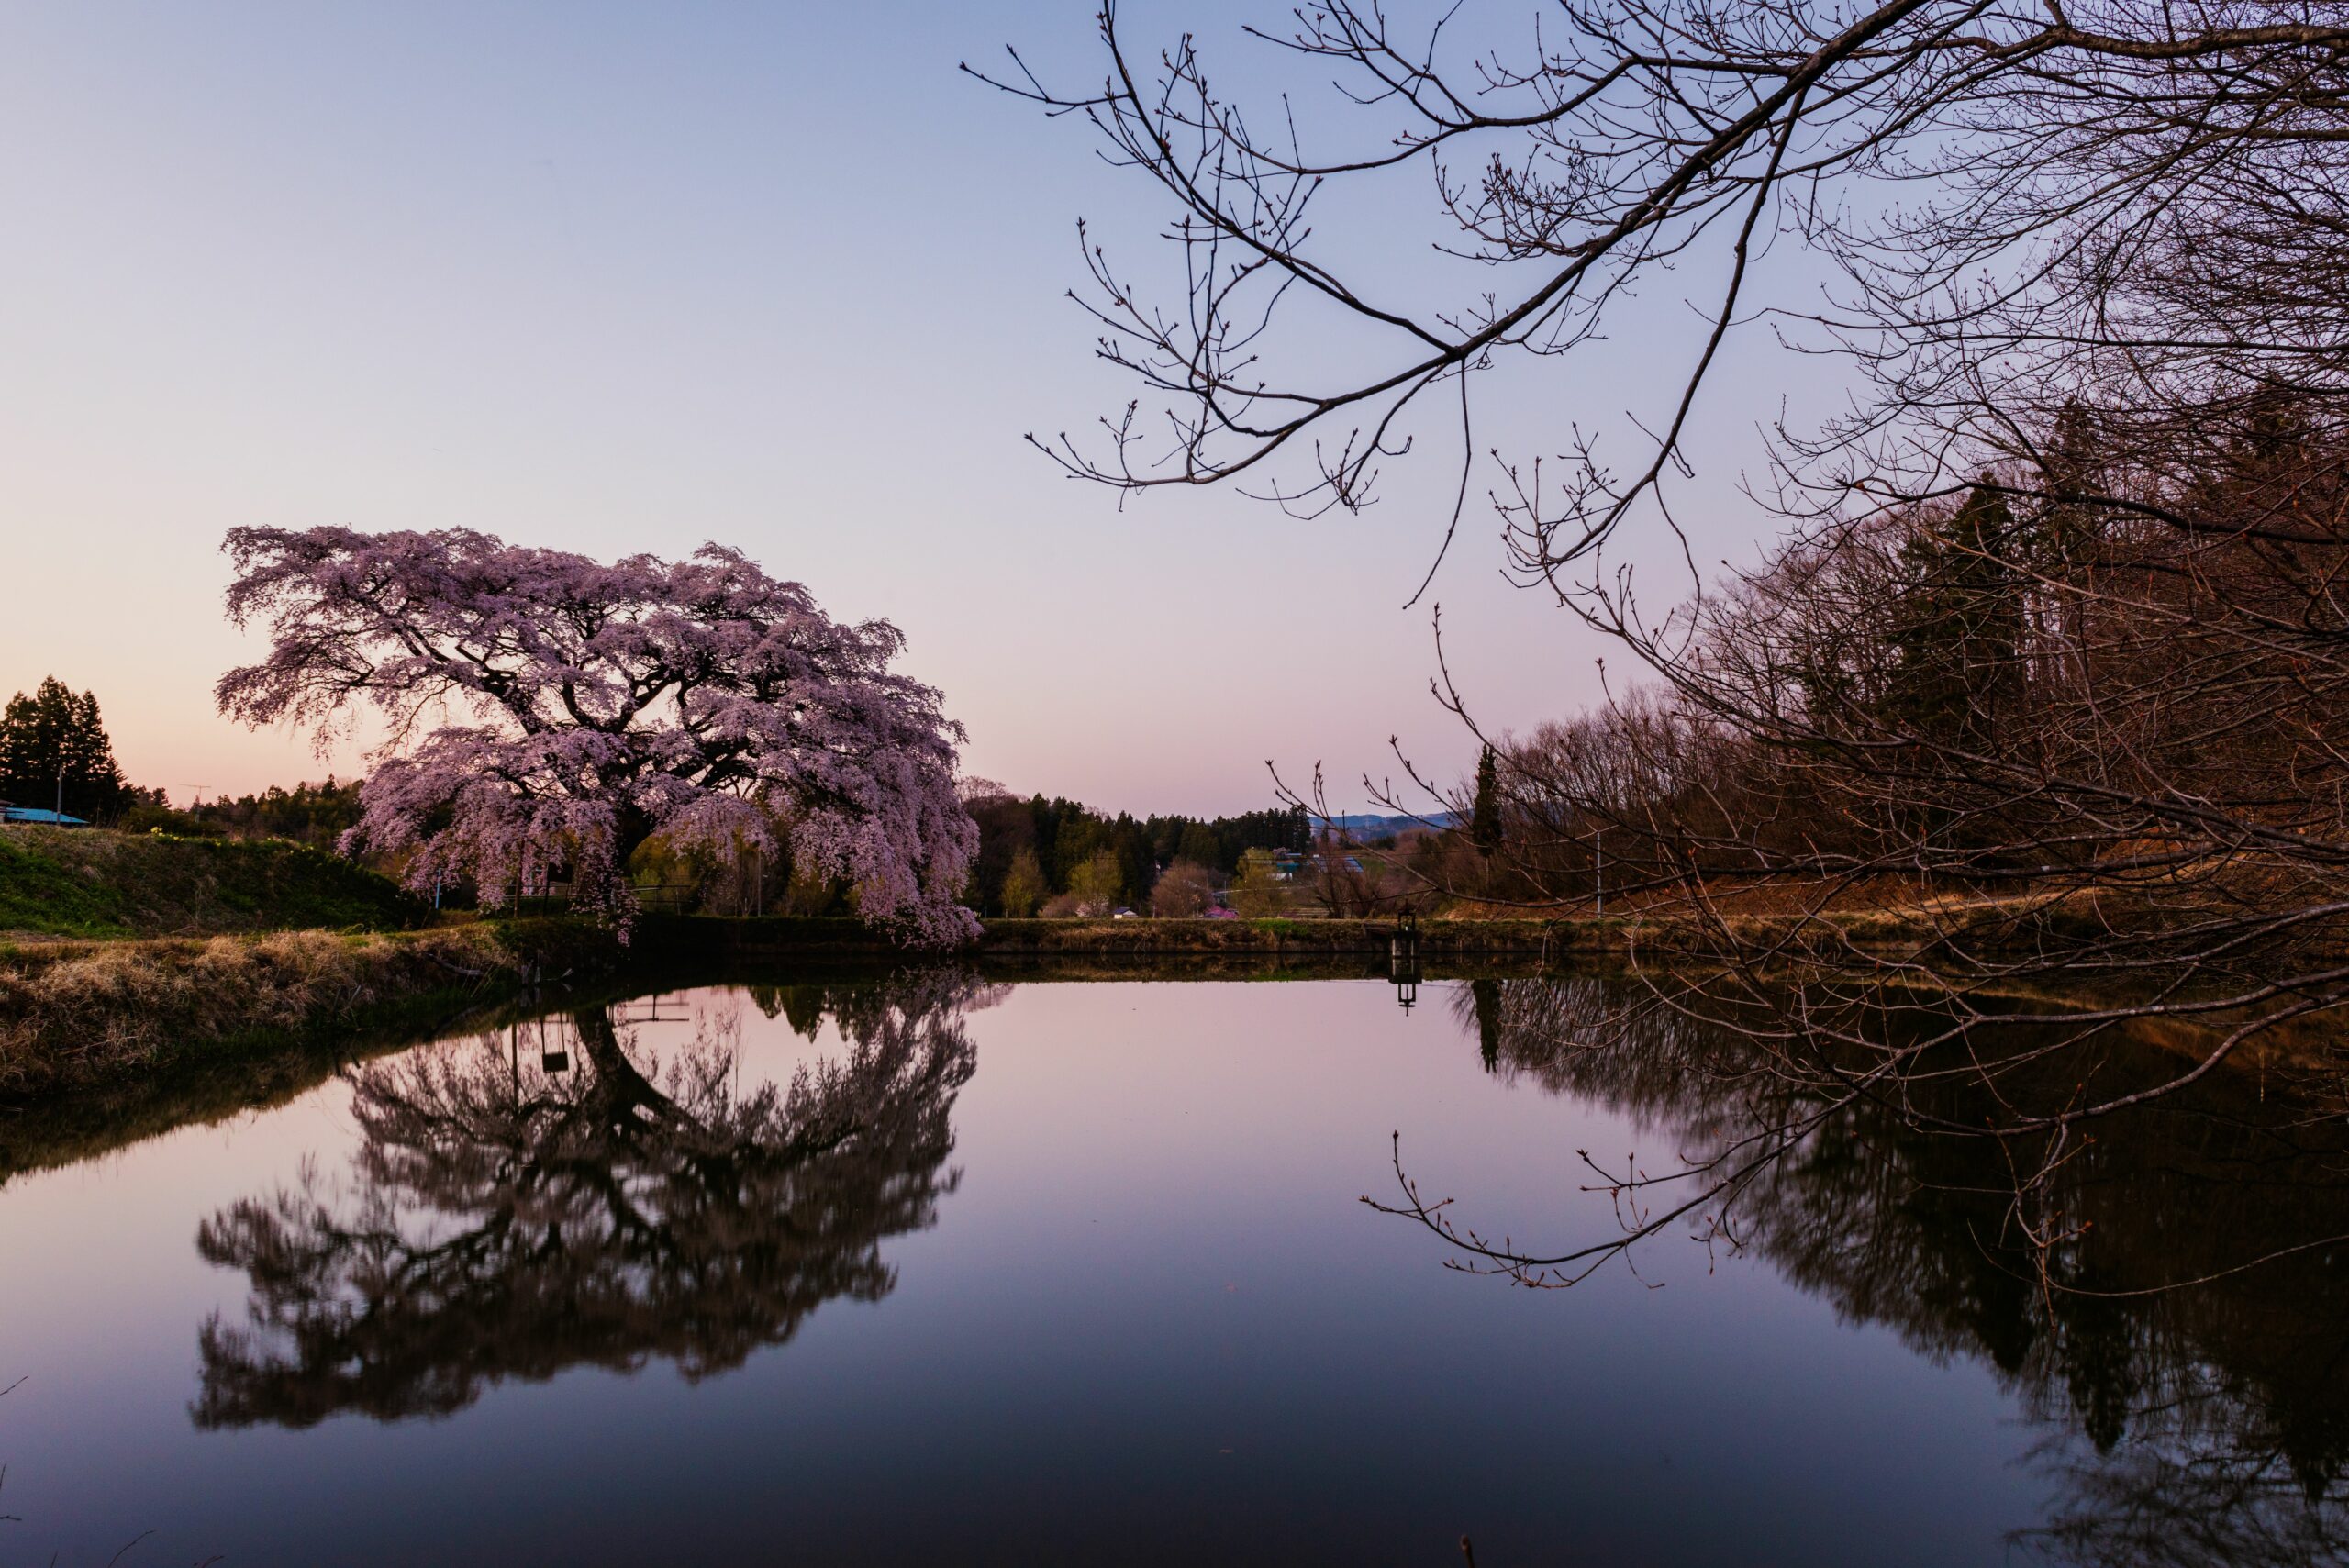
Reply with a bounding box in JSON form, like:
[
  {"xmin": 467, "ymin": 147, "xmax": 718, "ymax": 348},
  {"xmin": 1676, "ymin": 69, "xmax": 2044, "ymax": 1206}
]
[{"xmin": 215, "ymin": 526, "xmax": 978, "ymax": 942}]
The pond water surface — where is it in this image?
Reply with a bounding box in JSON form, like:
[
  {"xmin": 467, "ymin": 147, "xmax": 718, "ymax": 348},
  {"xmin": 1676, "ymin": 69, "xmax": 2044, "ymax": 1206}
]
[{"xmin": 2, "ymin": 973, "xmax": 2343, "ymax": 1565}]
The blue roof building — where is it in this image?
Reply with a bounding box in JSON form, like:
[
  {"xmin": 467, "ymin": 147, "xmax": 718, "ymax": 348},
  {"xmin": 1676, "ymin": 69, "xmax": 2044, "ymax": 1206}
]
[{"xmin": 1, "ymin": 806, "xmax": 90, "ymax": 826}]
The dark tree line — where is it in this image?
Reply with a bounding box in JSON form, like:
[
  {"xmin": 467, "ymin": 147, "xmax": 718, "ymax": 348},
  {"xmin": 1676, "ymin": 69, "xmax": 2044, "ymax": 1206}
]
[
  {"xmin": 959, "ymin": 784, "xmax": 1307, "ymax": 916},
  {"xmin": 139, "ymin": 777, "xmax": 367, "ymax": 846}
]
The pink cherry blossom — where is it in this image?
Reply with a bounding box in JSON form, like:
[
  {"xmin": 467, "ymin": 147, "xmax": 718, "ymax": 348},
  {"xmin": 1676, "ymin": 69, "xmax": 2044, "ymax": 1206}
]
[{"xmin": 216, "ymin": 526, "xmax": 978, "ymax": 944}]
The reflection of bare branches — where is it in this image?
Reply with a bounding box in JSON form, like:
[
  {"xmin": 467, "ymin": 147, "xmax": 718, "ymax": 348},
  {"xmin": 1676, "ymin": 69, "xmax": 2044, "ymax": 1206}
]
[
  {"xmin": 1408, "ymin": 976, "xmax": 2349, "ymax": 1565},
  {"xmin": 192, "ymin": 971, "xmax": 997, "ymax": 1428},
  {"xmin": 1395, "ymin": 977, "xmax": 1814, "ymax": 1284},
  {"xmin": 2018, "ymin": 1429, "xmax": 2349, "ymax": 1568},
  {"xmin": 1450, "ymin": 974, "xmax": 1745, "ymax": 1118}
]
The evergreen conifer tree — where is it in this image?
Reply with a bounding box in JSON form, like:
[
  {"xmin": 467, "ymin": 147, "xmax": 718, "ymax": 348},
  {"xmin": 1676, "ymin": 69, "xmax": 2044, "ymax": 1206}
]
[
  {"xmin": 1884, "ymin": 482, "xmax": 2024, "ymax": 748},
  {"xmin": 0, "ymin": 676, "xmax": 129, "ymax": 818},
  {"xmin": 1471, "ymin": 746, "xmax": 1502, "ymax": 853}
]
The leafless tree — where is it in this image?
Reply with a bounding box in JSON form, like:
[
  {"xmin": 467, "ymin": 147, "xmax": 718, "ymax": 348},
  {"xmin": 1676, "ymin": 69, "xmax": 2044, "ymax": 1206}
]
[
  {"xmin": 982, "ymin": 0, "xmax": 2349, "ymax": 583},
  {"xmin": 998, "ymin": 0, "xmax": 2349, "ymax": 1293},
  {"xmin": 1149, "ymin": 858, "xmax": 1222, "ymax": 916}
]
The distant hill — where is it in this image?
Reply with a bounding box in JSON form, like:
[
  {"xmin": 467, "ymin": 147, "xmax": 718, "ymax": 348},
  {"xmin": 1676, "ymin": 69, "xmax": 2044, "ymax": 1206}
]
[
  {"xmin": 1310, "ymin": 811, "xmax": 1460, "ymax": 836},
  {"xmin": 0, "ymin": 826, "xmax": 429, "ymax": 940}
]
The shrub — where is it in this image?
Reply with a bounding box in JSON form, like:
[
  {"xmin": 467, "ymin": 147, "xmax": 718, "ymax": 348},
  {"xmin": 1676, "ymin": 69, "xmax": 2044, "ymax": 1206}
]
[{"xmin": 1150, "ymin": 861, "xmax": 1220, "ymax": 917}]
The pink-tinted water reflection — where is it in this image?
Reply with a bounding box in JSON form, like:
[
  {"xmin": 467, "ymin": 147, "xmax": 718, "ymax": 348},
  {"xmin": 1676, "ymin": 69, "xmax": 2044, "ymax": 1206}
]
[{"xmin": 0, "ymin": 977, "xmax": 2061, "ymax": 1564}]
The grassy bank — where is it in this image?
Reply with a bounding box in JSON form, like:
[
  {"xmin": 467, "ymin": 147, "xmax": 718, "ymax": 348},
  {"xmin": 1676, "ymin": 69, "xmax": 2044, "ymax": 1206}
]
[
  {"xmin": 0, "ymin": 824, "xmax": 426, "ymax": 939},
  {"xmin": 0, "ymin": 917, "xmax": 622, "ymax": 1100},
  {"xmin": 0, "ymin": 957, "xmax": 694, "ymax": 1184}
]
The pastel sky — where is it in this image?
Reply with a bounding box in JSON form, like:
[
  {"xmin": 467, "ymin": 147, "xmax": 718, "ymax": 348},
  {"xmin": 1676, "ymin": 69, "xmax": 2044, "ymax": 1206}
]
[{"xmin": 0, "ymin": 2, "xmax": 1842, "ymax": 817}]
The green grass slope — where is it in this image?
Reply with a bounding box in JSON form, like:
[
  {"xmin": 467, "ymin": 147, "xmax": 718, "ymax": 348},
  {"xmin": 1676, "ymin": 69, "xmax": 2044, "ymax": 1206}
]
[{"xmin": 0, "ymin": 825, "xmax": 428, "ymax": 939}]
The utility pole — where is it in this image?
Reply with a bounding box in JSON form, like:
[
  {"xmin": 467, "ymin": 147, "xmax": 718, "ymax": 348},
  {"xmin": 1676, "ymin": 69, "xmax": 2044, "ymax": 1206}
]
[{"xmin": 1594, "ymin": 824, "xmax": 1605, "ymax": 918}]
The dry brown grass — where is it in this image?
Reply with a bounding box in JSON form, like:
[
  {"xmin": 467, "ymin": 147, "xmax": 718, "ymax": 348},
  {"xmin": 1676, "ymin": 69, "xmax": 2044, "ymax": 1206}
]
[{"xmin": 0, "ymin": 921, "xmax": 616, "ymax": 1100}]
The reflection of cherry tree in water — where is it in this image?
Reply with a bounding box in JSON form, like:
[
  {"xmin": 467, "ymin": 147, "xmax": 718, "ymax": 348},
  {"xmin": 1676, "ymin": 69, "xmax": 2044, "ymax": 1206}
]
[
  {"xmin": 1446, "ymin": 977, "xmax": 2349, "ymax": 1567},
  {"xmin": 193, "ymin": 971, "xmax": 999, "ymax": 1429}
]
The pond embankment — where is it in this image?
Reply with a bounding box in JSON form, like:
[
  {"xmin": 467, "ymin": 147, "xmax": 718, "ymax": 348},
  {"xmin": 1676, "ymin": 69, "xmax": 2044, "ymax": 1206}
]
[
  {"xmin": 0, "ymin": 914, "xmax": 1589, "ymax": 1108},
  {"xmin": 0, "ymin": 918, "xmax": 625, "ymax": 1101},
  {"xmin": 0, "ymin": 893, "xmax": 2172, "ymax": 1111}
]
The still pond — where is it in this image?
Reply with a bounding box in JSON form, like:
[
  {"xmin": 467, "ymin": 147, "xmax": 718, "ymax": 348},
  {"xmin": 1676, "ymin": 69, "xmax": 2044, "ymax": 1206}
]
[{"xmin": 1, "ymin": 972, "xmax": 2340, "ymax": 1565}]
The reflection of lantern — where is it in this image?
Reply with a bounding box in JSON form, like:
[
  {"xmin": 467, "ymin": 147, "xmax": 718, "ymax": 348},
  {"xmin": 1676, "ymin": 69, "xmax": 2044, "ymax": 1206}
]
[
  {"xmin": 1391, "ymin": 910, "xmax": 1421, "ymax": 1010},
  {"xmin": 1390, "ymin": 950, "xmax": 1423, "ymax": 1010}
]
